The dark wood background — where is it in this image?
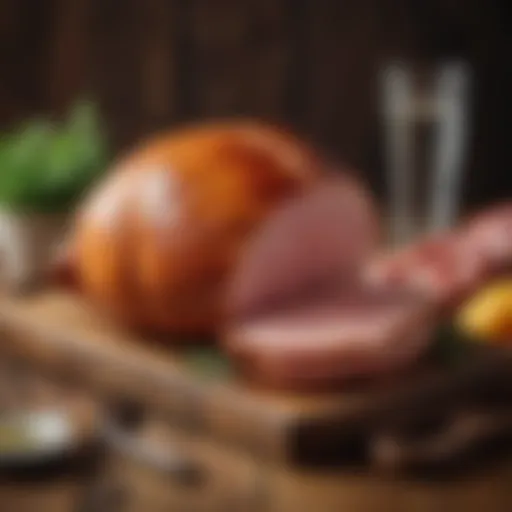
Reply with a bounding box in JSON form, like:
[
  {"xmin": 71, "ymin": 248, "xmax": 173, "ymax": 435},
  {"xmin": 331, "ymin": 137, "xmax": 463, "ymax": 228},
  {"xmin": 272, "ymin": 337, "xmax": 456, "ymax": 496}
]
[{"xmin": 0, "ymin": 0, "xmax": 510, "ymax": 209}]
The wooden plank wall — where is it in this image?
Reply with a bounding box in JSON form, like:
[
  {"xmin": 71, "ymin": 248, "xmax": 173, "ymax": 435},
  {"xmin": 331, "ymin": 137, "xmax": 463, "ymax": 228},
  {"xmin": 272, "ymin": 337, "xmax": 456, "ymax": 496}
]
[{"xmin": 0, "ymin": 0, "xmax": 510, "ymax": 208}]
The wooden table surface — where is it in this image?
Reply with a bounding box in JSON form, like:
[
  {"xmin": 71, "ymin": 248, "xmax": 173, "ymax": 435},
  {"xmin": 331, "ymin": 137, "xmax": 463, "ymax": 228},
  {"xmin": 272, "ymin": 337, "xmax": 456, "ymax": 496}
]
[
  {"xmin": 1, "ymin": 454, "xmax": 512, "ymax": 512},
  {"xmin": 0, "ymin": 293, "xmax": 512, "ymax": 511},
  {"xmin": 0, "ymin": 368, "xmax": 510, "ymax": 512},
  {"xmin": 0, "ymin": 386, "xmax": 511, "ymax": 512}
]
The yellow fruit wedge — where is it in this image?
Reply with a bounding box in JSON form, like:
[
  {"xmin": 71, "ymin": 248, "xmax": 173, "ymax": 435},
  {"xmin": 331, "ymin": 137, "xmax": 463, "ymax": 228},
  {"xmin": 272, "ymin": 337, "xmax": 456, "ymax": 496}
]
[{"xmin": 456, "ymin": 279, "xmax": 512, "ymax": 344}]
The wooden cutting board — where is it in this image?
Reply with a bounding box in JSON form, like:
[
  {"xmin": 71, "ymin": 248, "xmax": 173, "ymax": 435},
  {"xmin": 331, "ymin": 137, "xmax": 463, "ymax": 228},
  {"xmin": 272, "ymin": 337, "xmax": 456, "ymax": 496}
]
[{"xmin": 0, "ymin": 291, "xmax": 511, "ymax": 468}]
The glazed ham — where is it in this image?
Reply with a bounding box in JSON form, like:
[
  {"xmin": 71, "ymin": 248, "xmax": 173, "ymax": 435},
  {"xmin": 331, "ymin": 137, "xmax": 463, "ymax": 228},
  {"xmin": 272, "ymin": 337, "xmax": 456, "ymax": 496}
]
[
  {"xmin": 224, "ymin": 178, "xmax": 437, "ymax": 389},
  {"xmin": 224, "ymin": 190, "xmax": 512, "ymax": 389},
  {"xmin": 58, "ymin": 121, "xmax": 324, "ymax": 335}
]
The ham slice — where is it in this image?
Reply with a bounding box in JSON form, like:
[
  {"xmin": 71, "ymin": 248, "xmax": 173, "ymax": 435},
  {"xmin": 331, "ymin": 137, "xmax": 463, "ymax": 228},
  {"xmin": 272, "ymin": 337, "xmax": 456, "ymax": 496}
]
[
  {"xmin": 364, "ymin": 234, "xmax": 490, "ymax": 310},
  {"xmin": 224, "ymin": 176, "xmax": 436, "ymax": 390},
  {"xmin": 225, "ymin": 288, "xmax": 435, "ymax": 389},
  {"xmin": 459, "ymin": 202, "xmax": 512, "ymax": 273},
  {"xmin": 364, "ymin": 202, "xmax": 512, "ymax": 312},
  {"xmin": 226, "ymin": 174, "xmax": 380, "ymax": 319}
]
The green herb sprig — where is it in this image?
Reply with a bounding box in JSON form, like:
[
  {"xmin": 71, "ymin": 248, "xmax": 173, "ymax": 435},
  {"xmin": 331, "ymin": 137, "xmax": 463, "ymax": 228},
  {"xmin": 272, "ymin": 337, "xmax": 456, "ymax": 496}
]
[{"xmin": 0, "ymin": 101, "xmax": 109, "ymax": 213}]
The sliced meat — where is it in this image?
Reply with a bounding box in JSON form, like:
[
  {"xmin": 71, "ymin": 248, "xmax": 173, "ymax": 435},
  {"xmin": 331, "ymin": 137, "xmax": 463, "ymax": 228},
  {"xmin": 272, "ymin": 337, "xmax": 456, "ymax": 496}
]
[
  {"xmin": 364, "ymin": 202, "xmax": 512, "ymax": 312},
  {"xmin": 459, "ymin": 202, "xmax": 512, "ymax": 274},
  {"xmin": 364, "ymin": 233, "xmax": 490, "ymax": 310},
  {"xmin": 225, "ymin": 287, "xmax": 435, "ymax": 390},
  {"xmin": 223, "ymin": 176, "xmax": 438, "ymax": 390},
  {"xmin": 226, "ymin": 174, "xmax": 380, "ymax": 319}
]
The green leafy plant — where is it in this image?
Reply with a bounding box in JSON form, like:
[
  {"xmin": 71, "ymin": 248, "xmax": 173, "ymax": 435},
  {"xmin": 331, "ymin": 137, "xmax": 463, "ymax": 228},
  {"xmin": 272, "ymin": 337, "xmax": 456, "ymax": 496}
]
[{"xmin": 0, "ymin": 101, "xmax": 109, "ymax": 213}]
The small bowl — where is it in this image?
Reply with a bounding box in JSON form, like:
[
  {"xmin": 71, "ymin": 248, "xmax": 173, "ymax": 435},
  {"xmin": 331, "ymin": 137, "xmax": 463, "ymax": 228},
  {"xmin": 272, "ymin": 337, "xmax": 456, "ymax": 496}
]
[{"xmin": 0, "ymin": 408, "xmax": 88, "ymax": 469}]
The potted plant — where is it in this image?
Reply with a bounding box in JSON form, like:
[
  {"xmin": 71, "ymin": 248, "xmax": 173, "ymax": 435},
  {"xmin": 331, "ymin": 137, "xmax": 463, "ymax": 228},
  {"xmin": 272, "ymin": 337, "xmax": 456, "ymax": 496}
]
[{"xmin": 0, "ymin": 101, "xmax": 108, "ymax": 291}]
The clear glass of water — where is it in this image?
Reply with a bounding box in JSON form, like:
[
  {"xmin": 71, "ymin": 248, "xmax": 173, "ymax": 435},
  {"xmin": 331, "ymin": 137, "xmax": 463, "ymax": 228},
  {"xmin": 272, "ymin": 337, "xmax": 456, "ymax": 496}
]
[{"xmin": 380, "ymin": 60, "xmax": 473, "ymax": 247}]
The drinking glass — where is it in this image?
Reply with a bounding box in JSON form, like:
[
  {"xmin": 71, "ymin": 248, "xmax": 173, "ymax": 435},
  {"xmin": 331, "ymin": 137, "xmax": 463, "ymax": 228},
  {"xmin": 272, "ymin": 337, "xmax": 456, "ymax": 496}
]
[{"xmin": 380, "ymin": 60, "xmax": 472, "ymax": 246}]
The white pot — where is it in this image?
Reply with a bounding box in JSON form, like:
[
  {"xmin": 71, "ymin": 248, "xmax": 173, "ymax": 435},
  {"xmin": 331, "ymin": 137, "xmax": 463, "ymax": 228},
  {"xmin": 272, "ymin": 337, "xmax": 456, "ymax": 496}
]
[{"xmin": 0, "ymin": 210, "xmax": 68, "ymax": 292}]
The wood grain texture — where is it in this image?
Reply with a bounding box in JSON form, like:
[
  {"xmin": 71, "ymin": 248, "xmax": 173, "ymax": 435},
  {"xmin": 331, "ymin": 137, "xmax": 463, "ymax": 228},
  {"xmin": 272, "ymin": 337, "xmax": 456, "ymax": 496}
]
[
  {"xmin": 235, "ymin": 0, "xmax": 292, "ymax": 123},
  {"xmin": 305, "ymin": 0, "xmax": 380, "ymax": 168},
  {"xmin": 0, "ymin": 0, "xmax": 507, "ymax": 209},
  {"xmin": 0, "ymin": 361, "xmax": 510, "ymax": 511},
  {"xmin": 188, "ymin": 0, "xmax": 251, "ymax": 118},
  {"xmin": 1, "ymin": 457, "xmax": 511, "ymax": 512},
  {"xmin": 0, "ymin": 0, "xmax": 512, "ymax": 206},
  {"xmin": 0, "ymin": 0, "xmax": 53, "ymax": 115},
  {"xmin": 48, "ymin": 0, "xmax": 91, "ymax": 112},
  {"xmin": 0, "ymin": 291, "xmax": 511, "ymax": 469},
  {"xmin": 87, "ymin": 0, "xmax": 146, "ymax": 149},
  {"xmin": 140, "ymin": 0, "xmax": 173, "ymax": 121}
]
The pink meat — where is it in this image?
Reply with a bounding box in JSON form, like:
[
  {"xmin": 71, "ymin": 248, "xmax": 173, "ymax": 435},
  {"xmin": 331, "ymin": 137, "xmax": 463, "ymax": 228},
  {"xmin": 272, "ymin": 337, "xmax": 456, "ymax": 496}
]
[
  {"xmin": 459, "ymin": 202, "xmax": 512, "ymax": 273},
  {"xmin": 225, "ymin": 288, "xmax": 435, "ymax": 389},
  {"xmin": 226, "ymin": 174, "xmax": 380, "ymax": 319},
  {"xmin": 364, "ymin": 202, "xmax": 512, "ymax": 311},
  {"xmin": 223, "ymin": 176, "xmax": 438, "ymax": 390},
  {"xmin": 364, "ymin": 233, "xmax": 490, "ymax": 310}
]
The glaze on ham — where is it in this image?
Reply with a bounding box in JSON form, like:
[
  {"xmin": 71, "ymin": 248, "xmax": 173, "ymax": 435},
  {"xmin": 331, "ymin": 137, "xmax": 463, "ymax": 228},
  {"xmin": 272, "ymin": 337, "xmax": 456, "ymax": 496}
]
[{"xmin": 58, "ymin": 121, "xmax": 324, "ymax": 335}]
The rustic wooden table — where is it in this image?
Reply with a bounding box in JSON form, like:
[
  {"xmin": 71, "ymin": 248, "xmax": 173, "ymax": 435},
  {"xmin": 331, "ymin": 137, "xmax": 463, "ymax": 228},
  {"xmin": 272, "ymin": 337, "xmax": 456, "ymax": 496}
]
[
  {"xmin": 1, "ymin": 449, "xmax": 512, "ymax": 512},
  {"xmin": 0, "ymin": 364, "xmax": 511, "ymax": 512},
  {"xmin": 0, "ymin": 293, "xmax": 511, "ymax": 512}
]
